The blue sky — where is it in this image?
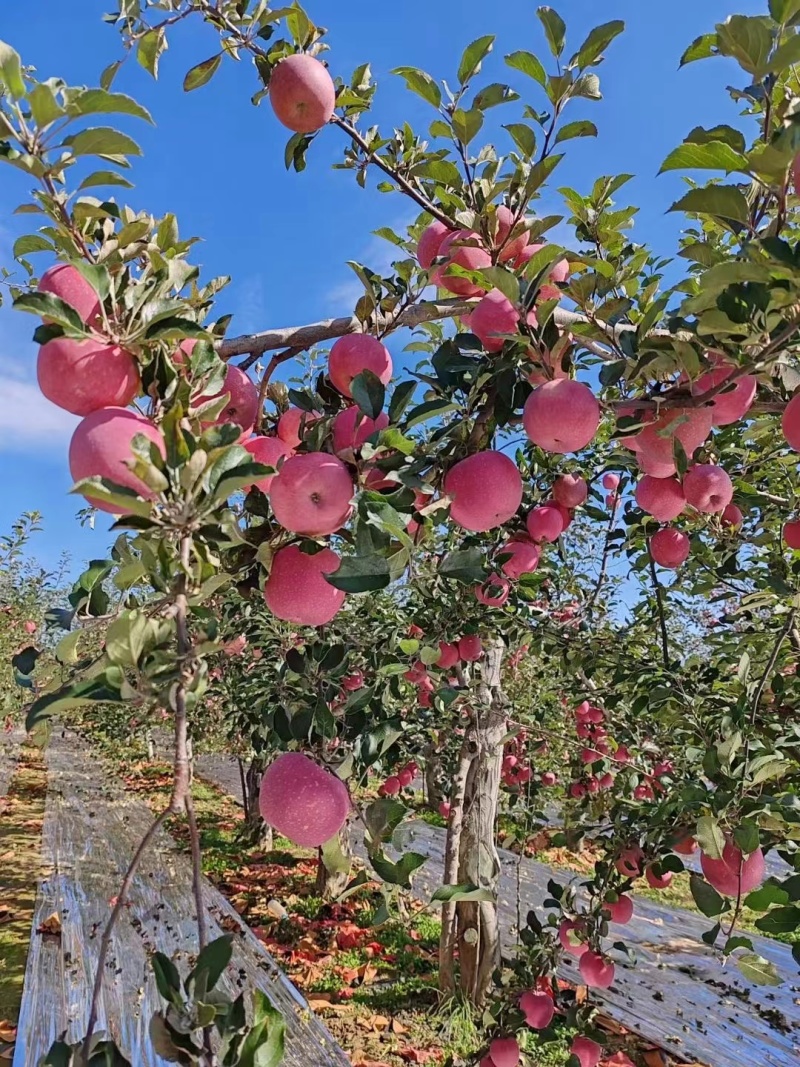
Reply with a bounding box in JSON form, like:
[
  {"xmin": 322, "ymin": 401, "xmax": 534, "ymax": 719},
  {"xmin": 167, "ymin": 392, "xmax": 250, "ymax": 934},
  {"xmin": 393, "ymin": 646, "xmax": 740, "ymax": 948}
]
[{"xmin": 0, "ymin": 0, "xmax": 763, "ymax": 575}]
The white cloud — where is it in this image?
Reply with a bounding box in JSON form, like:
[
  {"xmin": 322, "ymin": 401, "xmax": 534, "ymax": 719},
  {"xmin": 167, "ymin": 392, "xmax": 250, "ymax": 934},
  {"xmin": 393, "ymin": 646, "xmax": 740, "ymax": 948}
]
[
  {"xmin": 0, "ymin": 376, "xmax": 79, "ymax": 452},
  {"xmin": 324, "ymin": 217, "xmax": 414, "ymax": 313}
]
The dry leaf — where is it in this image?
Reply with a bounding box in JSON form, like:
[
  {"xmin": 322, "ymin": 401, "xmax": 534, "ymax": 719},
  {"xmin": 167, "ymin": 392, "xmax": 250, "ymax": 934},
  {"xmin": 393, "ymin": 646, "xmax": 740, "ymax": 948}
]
[
  {"xmin": 391, "ymin": 1019, "xmax": 409, "ymax": 1035},
  {"xmin": 37, "ymin": 912, "xmax": 61, "ymax": 935},
  {"xmin": 642, "ymin": 1053, "xmax": 668, "ymax": 1067},
  {"xmin": 0, "ymin": 1022, "xmax": 16, "ymax": 1041}
]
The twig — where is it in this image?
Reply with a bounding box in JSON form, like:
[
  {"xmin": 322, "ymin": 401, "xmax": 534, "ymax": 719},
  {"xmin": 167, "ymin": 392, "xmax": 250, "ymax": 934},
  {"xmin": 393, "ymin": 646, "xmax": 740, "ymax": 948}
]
[
  {"xmin": 582, "ymin": 488, "xmax": 622, "ymax": 615},
  {"xmin": 646, "ymin": 541, "xmax": 671, "ymax": 671},
  {"xmin": 255, "ymin": 346, "xmax": 303, "ymax": 429}
]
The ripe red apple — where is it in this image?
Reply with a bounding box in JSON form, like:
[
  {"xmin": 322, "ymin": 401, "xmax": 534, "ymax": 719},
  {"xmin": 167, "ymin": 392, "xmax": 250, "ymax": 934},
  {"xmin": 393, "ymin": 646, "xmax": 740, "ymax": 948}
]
[
  {"xmin": 606, "ymin": 894, "xmax": 633, "ymax": 924},
  {"xmin": 417, "ymin": 219, "xmax": 452, "ymax": 269},
  {"xmin": 475, "ymin": 573, "xmax": 511, "ymax": 607},
  {"xmin": 23, "ymin": 620, "xmax": 37, "ymax": 635},
  {"xmin": 635, "ymin": 475, "xmax": 685, "ymax": 522},
  {"xmin": 269, "ymin": 452, "xmax": 354, "ymax": 536},
  {"xmin": 269, "ymin": 53, "xmax": 336, "ymax": 133},
  {"xmin": 526, "ymin": 505, "xmax": 564, "ymax": 543},
  {"xmin": 552, "ymin": 473, "xmax": 588, "ymax": 509},
  {"xmin": 721, "ymin": 502, "xmax": 743, "ymax": 528},
  {"xmin": 458, "ymin": 634, "xmax": 483, "ymax": 662},
  {"xmin": 579, "ymin": 951, "xmax": 615, "ymax": 988},
  {"xmin": 683, "ymin": 464, "xmax": 733, "ymax": 514},
  {"xmin": 438, "ymin": 800, "xmax": 451, "ymax": 818},
  {"xmin": 263, "ymin": 544, "xmax": 346, "ymax": 626},
  {"xmin": 69, "ymin": 407, "xmax": 165, "ymax": 513},
  {"xmin": 519, "ymin": 990, "xmax": 554, "ymax": 1030},
  {"xmin": 569, "ymin": 782, "xmax": 587, "ymax": 798},
  {"xmin": 277, "ymin": 406, "xmax": 322, "ymax": 448},
  {"xmin": 570, "ymin": 1036, "xmax": 602, "ymax": 1067},
  {"xmin": 328, "ymin": 334, "xmax": 392, "ymax": 398},
  {"xmin": 493, "ymin": 204, "xmax": 529, "ymax": 262},
  {"xmin": 488, "ymin": 1036, "xmax": 519, "ymax": 1067},
  {"xmin": 431, "ymin": 230, "xmax": 492, "ymax": 297},
  {"xmin": 38, "ymin": 263, "xmax": 101, "ymax": 325},
  {"xmin": 673, "ymin": 834, "xmax": 697, "ymax": 855},
  {"xmin": 332, "ymin": 405, "xmax": 389, "ymax": 454},
  {"xmin": 558, "ymin": 919, "xmax": 588, "ymax": 955},
  {"xmin": 784, "ymin": 519, "xmax": 800, "ymax": 549},
  {"xmin": 382, "ymin": 775, "xmax": 401, "ymax": 796},
  {"xmin": 637, "ymin": 452, "xmax": 679, "ymax": 479},
  {"xmin": 700, "ymin": 838, "xmax": 765, "ymax": 897},
  {"xmin": 523, "ymin": 379, "xmax": 600, "ymax": 454},
  {"xmin": 203, "ymin": 365, "xmax": 259, "ymax": 437},
  {"xmin": 397, "ymin": 768, "xmax": 414, "ymax": 788},
  {"xmin": 444, "ymin": 451, "xmax": 523, "ymax": 532},
  {"xmin": 342, "ymin": 671, "xmax": 364, "ymax": 691},
  {"xmin": 692, "ymin": 359, "xmax": 756, "ymax": 425},
  {"xmin": 541, "ymin": 771, "xmax": 557, "ymax": 786},
  {"xmin": 436, "ymin": 641, "xmax": 460, "ymax": 669},
  {"xmin": 242, "ymin": 434, "xmax": 293, "ymax": 493},
  {"xmin": 633, "ymin": 783, "xmax": 654, "ymax": 801},
  {"xmin": 403, "ymin": 660, "xmax": 428, "ymax": 684},
  {"xmin": 634, "ymin": 406, "xmax": 713, "ymax": 473},
  {"xmin": 598, "ymin": 771, "xmax": 614, "ymax": 790},
  {"xmin": 615, "ymin": 846, "xmax": 643, "ymax": 878},
  {"xmin": 650, "ymin": 527, "xmax": 690, "ymax": 569},
  {"xmin": 497, "ymin": 540, "xmax": 540, "ymax": 579},
  {"xmin": 602, "ymin": 472, "xmax": 620, "ymax": 490},
  {"xmin": 463, "ymin": 288, "xmax": 519, "ymax": 352},
  {"xmin": 259, "ymin": 751, "xmax": 350, "ymax": 847},
  {"xmin": 782, "ymin": 391, "xmax": 800, "ymax": 450},
  {"xmin": 37, "ymin": 337, "xmax": 139, "ymax": 416},
  {"xmin": 645, "ymin": 864, "xmax": 672, "ymax": 890}
]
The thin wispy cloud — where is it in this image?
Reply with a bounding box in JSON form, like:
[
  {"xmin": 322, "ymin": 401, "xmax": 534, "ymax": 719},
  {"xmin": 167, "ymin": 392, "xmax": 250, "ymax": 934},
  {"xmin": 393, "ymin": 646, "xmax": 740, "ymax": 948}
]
[
  {"xmin": 0, "ymin": 374, "xmax": 79, "ymax": 452},
  {"xmin": 324, "ymin": 216, "xmax": 415, "ymax": 314}
]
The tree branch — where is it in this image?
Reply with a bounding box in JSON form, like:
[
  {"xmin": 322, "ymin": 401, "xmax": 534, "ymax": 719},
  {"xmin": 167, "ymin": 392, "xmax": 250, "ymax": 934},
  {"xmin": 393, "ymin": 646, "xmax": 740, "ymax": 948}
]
[{"xmin": 646, "ymin": 540, "xmax": 671, "ymax": 671}]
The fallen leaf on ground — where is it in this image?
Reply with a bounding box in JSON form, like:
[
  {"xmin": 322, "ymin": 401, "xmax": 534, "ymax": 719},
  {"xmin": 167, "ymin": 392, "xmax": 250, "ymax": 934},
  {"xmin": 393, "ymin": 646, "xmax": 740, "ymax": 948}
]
[
  {"xmin": 391, "ymin": 1019, "xmax": 409, "ymax": 1035},
  {"xmin": 37, "ymin": 912, "xmax": 61, "ymax": 935}
]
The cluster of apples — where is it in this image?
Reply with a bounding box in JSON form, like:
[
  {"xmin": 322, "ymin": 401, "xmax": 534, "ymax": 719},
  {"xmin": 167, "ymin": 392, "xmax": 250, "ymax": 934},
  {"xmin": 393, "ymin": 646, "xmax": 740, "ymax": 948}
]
[
  {"xmin": 500, "ymin": 731, "xmax": 532, "ymax": 789},
  {"xmin": 482, "ymin": 1010, "xmax": 624, "ymax": 1066},
  {"xmin": 378, "ymin": 759, "xmax": 418, "ymax": 797},
  {"xmin": 402, "ymin": 635, "xmax": 483, "ymax": 708}
]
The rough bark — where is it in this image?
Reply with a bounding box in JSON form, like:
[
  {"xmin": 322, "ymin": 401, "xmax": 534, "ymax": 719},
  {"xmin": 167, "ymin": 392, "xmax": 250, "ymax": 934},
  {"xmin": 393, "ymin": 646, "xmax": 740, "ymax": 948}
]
[
  {"xmin": 244, "ymin": 757, "xmax": 273, "ymax": 851},
  {"xmin": 438, "ymin": 637, "xmax": 507, "ymax": 1007}
]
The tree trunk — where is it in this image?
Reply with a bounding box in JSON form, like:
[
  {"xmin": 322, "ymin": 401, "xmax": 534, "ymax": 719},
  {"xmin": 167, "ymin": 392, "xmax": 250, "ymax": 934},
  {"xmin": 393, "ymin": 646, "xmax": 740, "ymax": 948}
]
[
  {"xmin": 439, "ymin": 638, "xmax": 507, "ymax": 1007},
  {"xmin": 315, "ymin": 825, "xmax": 352, "ymax": 898},
  {"xmin": 244, "ymin": 757, "xmax": 273, "ymax": 851},
  {"xmin": 146, "ymin": 733, "xmax": 155, "ymax": 761}
]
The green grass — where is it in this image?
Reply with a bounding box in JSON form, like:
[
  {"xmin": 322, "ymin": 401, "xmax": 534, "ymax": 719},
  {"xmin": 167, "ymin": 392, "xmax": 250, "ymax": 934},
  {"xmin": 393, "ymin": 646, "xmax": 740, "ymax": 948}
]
[{"xmin": 0, "ymin": 747, "xmax": 46, "ymax": 1028}]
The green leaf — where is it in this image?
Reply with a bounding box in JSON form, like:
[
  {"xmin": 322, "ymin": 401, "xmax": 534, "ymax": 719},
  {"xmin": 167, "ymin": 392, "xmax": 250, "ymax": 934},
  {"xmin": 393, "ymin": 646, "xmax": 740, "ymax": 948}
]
[
  {"xmin": 391, "ymin": 66, "xmax": 441, "ymax": 107},
  {"xmin": 64, "ymin": 127, "xmax": 142, "ymax": 159},
  {"xmin": 458, "ymin": 35, "xmax": 495, "ymax": 84},
  {"xmin": 555, "ymin": 119, "xmax": 598, "ymax": 144},
  {"xmin": 54, "ymin": 629, "xmax": 81, "ymax": 666},
  {"xmin": 13, "ymin": 234, "xmax": 52, "ymax": 258},
  {"xmin": 183, "ymin": 54, "xmax": 223, "ymax": 91},
  {"xmin": 575, "ymin": 20, "xmax": 625, "ymax": 68},
  {"xmin": 13, "ymin": 291, "xmax": 86, "ymax": 333},
  {"xmin": 451, "ymin": 107, "xmax": 484, "ymax": 145},
  {"xmin": 754, "ymin": 905, "xmax": 800, "ymax": 935},
  {"xmin": 321, "ymin": 834, "xmax": 351, "ymax": 876},
  {"xmin": 351, "ymin": 369, "xmax": 386, "ymax": 420},
  {"xmin": 439, "ymin": 547, "xmax": 485, "ymax": 584},
  {"xmin": 238, "ymin": 990, "xmax": 285, "ymax": 1067},
  {"xmin": 100, "ymin": 60, "xmax": 123, "ymax": 91},
  {"xmin": 736, "ymin": 952, "xmax": 782, "ymax": 986},
  {"xmin": 326, "ymin": 554, "xmax": 392, "ymax": 593},
  {"xmin": 404, "ymin": 399, "xmax": 458, "ymax": 428},
  {"xmin": 431, "ymin": 883, "xmax": 494, "ymax": 903},
  {"xmin": 189, "ymin": 935, "xmax": 233, "ymax": 993},
  {"xmin": 770, "ymin": 0, "xmax": 800, "ymax": 22},
  {"xmin": 11, "ymin": 645, "xmax": 40, "ymax": 677},
  {"xmin": 686, "ymin": 124, "xmax": 746, "ymax": 152},
  {"xmin": 744, "ymin": 883, "xmax": 789, "ymax": 910},
  {"xmin": 768, "ymin": 31, "xmax": 800, "ymax": 73},
  {"xmin": 505, "ymin": 51, "xmax": 547, "ymax": 86},
  {"xmin": 732, "ymin": 820, "xmax": 760, "ymax": 857},
  {"xmin": 538, "ymin": 7, "xmax": 567, "ymax": 57},
  {"xmin": 504, "ymin": 122, "xmax": 537, "ymax": 157},
  {"xmin": 77, "ymin": 170, "xmax": 134, "ymax": 191},
  {"xmin": 137, "ymin": 28, "xmax": 167, "ymax": 78},
  {"xmin": 28, "ymin": 84, "xmax": 65, "ymax": 127},
  {"xmin": 680, "ymin": 33, "xmax": 719, "ymax": 66},
  {"xmin": 696, "ymin": 815, "xmax": 726, "ymax": 860},
  {"xmin": 669, "ymin": 186, "xmax": 749, "ymax": 225},
  {"xmin": 388, "ymin": 379, "xmax": 416, "ymax": 423},
  {"xmin": 151, "ymin": 952, "xmax": 182, "ymax": 1006},
  {"xmin": 105, "ymin": 610, "xmax": 151, "ymax": 668},
  {"xmin": 65, "ymin": 89, "xmax": 153, "ymax": 124},
  {"xmin": 659, "ymin": 141, "xmax": 747, "ymax": 174},
  {"xmin": 716, "ymin": 15, "xmax": 774, "ymax": 76},
  {"xmin": 572, "ymin": 72, "xmax": 602, "ymax": 100},
  {"xmin": 369, "ymin": 848, "xmax": 427, "ymax": 888},
  {"xmin": 690, "ymin": 872, "xmax": 725, "ymax": 918},
  {"xmin": 0, "ymin": 40, "xmax": 25, "ymax": 99},
  {"xmin": 26, "ymin": 674, "xmax": 124, "ymax": 732}
]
